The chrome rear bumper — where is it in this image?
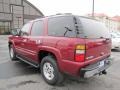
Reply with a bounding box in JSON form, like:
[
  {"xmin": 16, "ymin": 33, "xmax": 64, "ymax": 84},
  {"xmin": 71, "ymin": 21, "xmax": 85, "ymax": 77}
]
[{"xmin": 80, "ymin": 57, "xmax": 113, "ymax": 78}]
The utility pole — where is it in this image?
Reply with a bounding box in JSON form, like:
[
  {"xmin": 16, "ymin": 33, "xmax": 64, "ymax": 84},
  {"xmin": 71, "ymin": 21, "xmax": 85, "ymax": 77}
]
[{"xmin": 92, "ymin": 0, "xmax": 94, "ymax": 18}]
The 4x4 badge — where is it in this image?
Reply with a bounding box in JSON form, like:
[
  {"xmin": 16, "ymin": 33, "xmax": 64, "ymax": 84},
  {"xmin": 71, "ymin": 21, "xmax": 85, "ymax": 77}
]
[
  {"xmin": 35, "ymin": 40, "xmax": 42, "ymax": 44},
  {"xmin": 100, "ymin": 52, "xmax": 105, "ymax": 56}
]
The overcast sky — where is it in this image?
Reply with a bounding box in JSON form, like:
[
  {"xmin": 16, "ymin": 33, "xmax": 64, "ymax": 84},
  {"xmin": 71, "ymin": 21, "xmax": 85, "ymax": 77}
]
[{"xmin": 28, "ymin": 0, "xmax": 120, "ymax": 17}]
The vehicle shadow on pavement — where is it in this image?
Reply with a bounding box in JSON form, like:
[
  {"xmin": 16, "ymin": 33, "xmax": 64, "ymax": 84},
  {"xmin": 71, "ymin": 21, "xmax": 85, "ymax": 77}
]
[{"xmin": 0, "ymin": 60, "xmax": 39, "ymax": 79}]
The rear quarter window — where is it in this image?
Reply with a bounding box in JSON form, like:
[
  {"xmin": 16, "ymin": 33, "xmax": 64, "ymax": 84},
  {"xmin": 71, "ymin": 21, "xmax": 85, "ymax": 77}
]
[{"xmin": 48, "ymin": 16, "xmax": 76, "ymax": 37}]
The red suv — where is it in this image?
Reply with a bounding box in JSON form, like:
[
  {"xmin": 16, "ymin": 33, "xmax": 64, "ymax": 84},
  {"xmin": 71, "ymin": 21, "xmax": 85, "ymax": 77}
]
[{"xmin": 8, "ymin": 14, "xmax": 112, "ymax": 85}]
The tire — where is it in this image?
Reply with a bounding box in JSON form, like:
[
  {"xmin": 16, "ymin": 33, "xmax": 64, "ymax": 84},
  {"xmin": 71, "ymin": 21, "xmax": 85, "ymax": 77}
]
[
  {"xmin": 9, "ymin": 44, "xmax": 17, "ymax": 61},
  {"xmin": 41, "ymin": 56, "xmax": 64, "ymax": 85}
]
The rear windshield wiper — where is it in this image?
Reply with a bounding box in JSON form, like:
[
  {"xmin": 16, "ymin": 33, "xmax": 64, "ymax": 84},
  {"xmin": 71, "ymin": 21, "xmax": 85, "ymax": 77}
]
[{"xmin": 64, "ymin": 27, "xmax": 72, "ymax": 36}]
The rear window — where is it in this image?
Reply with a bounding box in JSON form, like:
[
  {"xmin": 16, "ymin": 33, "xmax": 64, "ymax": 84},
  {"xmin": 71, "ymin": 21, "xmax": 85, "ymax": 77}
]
[{"xmin": 79, "ymin": 17, "xmax": 110, "ymax": 38}]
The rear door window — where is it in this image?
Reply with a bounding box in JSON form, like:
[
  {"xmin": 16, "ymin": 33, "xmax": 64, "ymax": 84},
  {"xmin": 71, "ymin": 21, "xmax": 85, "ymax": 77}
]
[{"xmin": 48, "ymin": 16, "xmax": 76, "ymax": 37}]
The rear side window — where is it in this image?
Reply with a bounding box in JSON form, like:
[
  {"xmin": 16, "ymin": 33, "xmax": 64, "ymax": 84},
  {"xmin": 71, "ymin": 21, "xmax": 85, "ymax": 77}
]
[
  {"xmin": 79, "ymin": 17, "xmax": 110, "ymax": 38},
  {"xmin": 31, "ymin": 20, "xmax": 44, "ymax": 36},
  {"xmin": 48, "ymin": 16, "xmax": 76, "ymax": 37}
]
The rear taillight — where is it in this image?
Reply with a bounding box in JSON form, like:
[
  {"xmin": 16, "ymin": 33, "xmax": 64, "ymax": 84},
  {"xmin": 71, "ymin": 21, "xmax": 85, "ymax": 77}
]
[{"xmin": 75, "ymin": 45, "xmax": 85, "ymax": 62}]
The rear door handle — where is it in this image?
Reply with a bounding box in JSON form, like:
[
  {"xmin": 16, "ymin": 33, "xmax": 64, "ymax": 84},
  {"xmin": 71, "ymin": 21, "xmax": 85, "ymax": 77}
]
[
  {"xmin": 103, "ymin": 39, "xmax": 110, "ymax": 43},
  {"xmin": 21, "ymin": 43, "xmax": 24, "ymax": 45},
  {"xmin": 22, "ymin": 39, "xmax": 27, "ymax": 42}
]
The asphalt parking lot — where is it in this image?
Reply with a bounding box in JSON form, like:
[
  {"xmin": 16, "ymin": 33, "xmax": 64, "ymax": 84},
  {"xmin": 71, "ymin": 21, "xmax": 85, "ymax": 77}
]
[{"xmin": 0, "ymin": 35, "xmax": 120, "ymax": 90}]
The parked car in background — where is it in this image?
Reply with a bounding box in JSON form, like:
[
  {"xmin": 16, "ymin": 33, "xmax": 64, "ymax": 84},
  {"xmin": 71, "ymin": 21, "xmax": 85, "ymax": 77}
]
[
  {"xmin": 111, "ymin": 32, "xmax": 120, "ymax": 50},
  {"xmin": 8, "ymin": 14, "xmax": 112, "ymax": 85},
  {"xmin": 115, "ymin": 31, "xmax": 120, "ymax": 36}
]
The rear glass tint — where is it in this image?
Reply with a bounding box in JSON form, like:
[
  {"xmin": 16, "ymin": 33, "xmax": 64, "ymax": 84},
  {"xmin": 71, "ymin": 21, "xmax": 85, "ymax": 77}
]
[
  {"xmin": 79, "ymin": 17, "xmax": 110, "ymax": 38},
  {"xmin": 48, "ymin": 16, "xmax": 76, "ymax": 37}
]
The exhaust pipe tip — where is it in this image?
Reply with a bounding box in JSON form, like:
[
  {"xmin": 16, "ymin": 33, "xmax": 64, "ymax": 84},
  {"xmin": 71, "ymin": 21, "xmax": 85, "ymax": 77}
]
[{"xmin": 102, "ymin": 70, "xmax": 107, "ymax": 75}]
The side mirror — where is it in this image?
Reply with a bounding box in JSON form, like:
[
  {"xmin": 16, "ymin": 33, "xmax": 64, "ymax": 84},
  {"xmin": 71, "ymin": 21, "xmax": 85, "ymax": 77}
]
[{"xmin": 11, "ymin": 29, "xmax": 20, "ymax": 36}]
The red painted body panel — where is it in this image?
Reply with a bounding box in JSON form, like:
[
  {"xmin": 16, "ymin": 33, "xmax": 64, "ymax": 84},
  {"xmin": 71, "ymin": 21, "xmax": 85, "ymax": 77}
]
[
  {"xmin": 85, "ymin": 39, "xmax": 111, "ymax": 60},
  {"xmin": 8, "ymin": 17, "xmax": 111, "ymax": 76}
]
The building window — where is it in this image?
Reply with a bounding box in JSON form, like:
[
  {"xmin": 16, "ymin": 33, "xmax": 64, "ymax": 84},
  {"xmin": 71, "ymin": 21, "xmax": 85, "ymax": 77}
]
[
  {"xmin": 0, "ymin": 3, "xmax": 3, "ymax": 12},
  {"xmin": 24, "ymin": 6, "xmax": 30, "ymax": 15},
  {"xmin": 3, "ymin": 0, "xmax": 10, "ymax": 4},
  {"xmin": 3, "ymin": 3, "xmax": 10, "ymax": 13},
  {"xmin": 16, "ymin": 0, "xmax": 22, "ymax": 5},
  {"xmin": 0, "ymin": 22, "xmax": 10, "ymax": 35},
  {"xmin": 10, "ymin": 0, "xmax": 16, "ymax": 4}
]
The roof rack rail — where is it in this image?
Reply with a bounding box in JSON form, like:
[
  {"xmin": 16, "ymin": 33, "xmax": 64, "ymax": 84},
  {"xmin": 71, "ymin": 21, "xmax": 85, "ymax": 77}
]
[
  {"xmin": 80, "ymin": 16, "xmax": 98, "ymax": 21},
  {"xmin": 56, "ymin": 13, "xmax": 72, "ymax": 15}
]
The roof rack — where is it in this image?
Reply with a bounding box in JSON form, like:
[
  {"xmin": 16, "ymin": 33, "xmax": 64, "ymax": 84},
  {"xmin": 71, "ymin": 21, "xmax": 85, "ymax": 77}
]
[
  {"xmin": 56, "ymin": 13, "xmax": 72, "ymax": 15},
  {"xmin": 79, "ymin": 16, "xmax": 98, "ymax": 21}
]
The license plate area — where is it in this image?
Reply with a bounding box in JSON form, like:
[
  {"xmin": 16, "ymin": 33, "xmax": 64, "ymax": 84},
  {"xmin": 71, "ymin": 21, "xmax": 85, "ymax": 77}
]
[{"xmin": 99, "ymin": 60, "xmax": 105, "ymax": 68}]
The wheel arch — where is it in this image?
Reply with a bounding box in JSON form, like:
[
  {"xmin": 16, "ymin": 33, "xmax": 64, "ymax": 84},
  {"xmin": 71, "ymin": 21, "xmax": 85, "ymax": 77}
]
[
  {"xmin": 8, "ymin": 40, "xmax": 15, "ymax": 48},
  {"xmin": 8, "ymin": 41, "xmax": 13, "ymax": 48},
  {"xmin": 38, "ymin": 50, "xmax": 61, "ymax": 62},
  {"xmin": 37, "ymin": 48, "xmax": 62, "ymax": 70}
]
